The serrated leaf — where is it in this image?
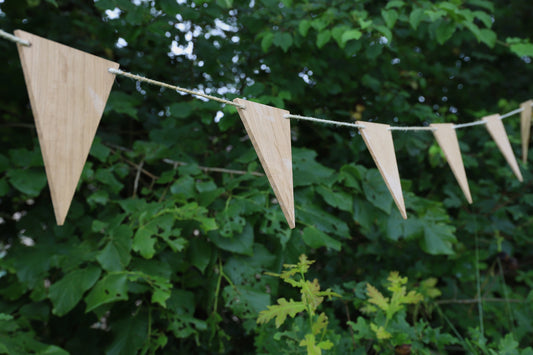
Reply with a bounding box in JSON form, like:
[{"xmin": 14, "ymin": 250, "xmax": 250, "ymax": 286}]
[
  {"xmin": 49, "ymin": 266, "xmax": 101, "ymax": 316},
  {"xmin": 370, "ymin": 323, "xmax": 392, "ymax": 339},
  {"xmin": 312, "ymin": 312, "xmax": 328, "ymax": 335},
  {"xmin": 366, "ymin": 284, "xmax": 389, "ymax": 312},
  {"xmin": 257, "ymin": 298, "xmax": 306, "ymax": 328},
  {"xmin": 299, "ymin": 334, "xmax": 321, "ymax": 355}
]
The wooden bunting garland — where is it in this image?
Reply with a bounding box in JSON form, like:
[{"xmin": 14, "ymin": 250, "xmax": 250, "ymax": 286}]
[
  {"xmin": 234, "ymin": 98, "xmax": 295, "ymax": 229},
  {"xmin": 521, "ymin": 100, "xmax": 532, "ymax": 163},
  {"xmin": 15, "ymin": 30, "xmax": 119, "ymax": 225},
  {"xmin": 357, "ymin": 121, "xmax": 407, "ymax": 219},
  {"xmin": 430, "ymin": 123, "xmax": 473, "ymax": 203},
  {"xmin": 484, "ymin": 114, "xmax": 523, "ymax": 182}
]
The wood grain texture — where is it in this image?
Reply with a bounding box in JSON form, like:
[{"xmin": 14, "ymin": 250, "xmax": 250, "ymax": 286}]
[
  {"xmin": 431, "ymin": 123, "xmax": 473, "ymax": 204},
  {"xmin": 357, "ymin": 121, "xmax": 407, "ymax": 219},
  {"xmin": 234, "ymin": 98, "xmax": 295, "ymax": 229},
  {"xmin": 484, "ymin": 114, "xmax": 523, "ymax": 182},
  {"xmin": 15, "ymin": 30, "xmax": 119, "ymax": 225},
  {"xmin": 520, "ymin": 100, "xmax": 532, "ymax": 163}
]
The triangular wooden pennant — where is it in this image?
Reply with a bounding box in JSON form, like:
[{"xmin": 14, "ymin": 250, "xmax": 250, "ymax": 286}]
[
  {"xmin": 430, "ymin": 123, "xmax": 473, "ymax": 204},
  {"xmin": 357, "ymin": 121, "xmax": 407, "ymax": 219},
  {"xmin": 484, "ymin": 114, "xmax": 523, "ymax": 182},
  {"xmin": 15, "ymin": 30, "xmax": 119, "ymax": 225},
  {"xmin": 234, "ymin": 98, "xmax": 295, "ymax": 229},
  {"xmin": 520, "ymin": 100, "xmax": 532, "ymax": 163}
]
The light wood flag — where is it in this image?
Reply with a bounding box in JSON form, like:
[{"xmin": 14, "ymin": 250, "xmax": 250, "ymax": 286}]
[
  {"xmin": 357, "ymin": 121, "xmax": 407, "ymax": 219},
  {"xmin": 15, "ymin": 30, "xmax": 119, "ymax": 225},
  {"xmin": 520, "ymin": 100, "xmax": 532, "ymax": 163},
  {"xmin": 234, "ymin": 98, "xmax": 295, "ymax": 228},
  {"xmin": 484, "ymin": 114, "xmax": 523, "ymax": 182},
  {"xmin": 430, "ymin": 123, "xmax": 472, "ymax": 203}
]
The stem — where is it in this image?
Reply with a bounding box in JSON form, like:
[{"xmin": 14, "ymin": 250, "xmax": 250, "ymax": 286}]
[{"xmin": 474, "ymin": 216, "xmax": 484, "ymax": 336}]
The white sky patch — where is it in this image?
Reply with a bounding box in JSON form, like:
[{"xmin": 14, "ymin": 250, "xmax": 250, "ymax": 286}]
[
  {"xmin": 170, "ymin": 40, "xmax": 196, "ymax": 59},
  {"xmin": 214, "ymin": 111, "xmax": 224, "ymax": 123},
  {"xmin": 105, "ymin": 7, "xmax": 122, "ymax": 19},
  {"xmin": 116, "ymin": 37, "xmax": 128, "ymax": 48}
]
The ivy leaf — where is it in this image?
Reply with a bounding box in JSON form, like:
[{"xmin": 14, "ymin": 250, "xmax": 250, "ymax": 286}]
[
  {"xmin": 84, "ymin": 273, "xmax": 129, "ymax": 313},
  {"xmin": 49, "ymin": 266, "xmax": 101, "ymax": 316},
  {"xmin": 257, "ymin": 298, "xmax": 306, "ymax": 328}
]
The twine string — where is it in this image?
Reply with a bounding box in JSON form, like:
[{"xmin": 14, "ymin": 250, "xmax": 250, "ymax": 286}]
[
  {"xmin": 284, "ymin": 114, "xmax": 365, "ymax": 129},
  {"xmin": 0, "ymin": 29, "xmax": 31, "ymax": 46},
  {"xmin": 109, "ymin": 68, "xmax": 245, "ymax": 109},
  {"xmin": 1, "ymin": 29, "xmax": 532, "ymax": 131}
]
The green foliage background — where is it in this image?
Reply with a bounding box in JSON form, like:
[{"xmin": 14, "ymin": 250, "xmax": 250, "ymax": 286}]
[{"xmin": 1, "ymin": 0, "xmax": 533, "ymax": 353}]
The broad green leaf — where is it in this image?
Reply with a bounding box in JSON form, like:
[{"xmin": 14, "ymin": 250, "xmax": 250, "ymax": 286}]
[
  {"xmin": 341, "ymin": 29, "xmax": 363, "ymax": 45},
  {"xmin": 7, "ymin": 169, "xmax": 47, "ymax": 197},
  {"xmin": 386, "ymin": 0, "xmax": 404, "ymax": 9},
  {"xmin": 273, "ymin": 32, "xmax": 293, "ymax": 52},
  {"xmin": 316, "ymin": 30, "xmax": 331, "ymax": 48},
  {"xmin": 49, "ymin": 265, "xmax": 101, "ymax": 316},
  {"xmin": 133, "ymin": 226, "xmax": 157, "ymax": 259},
  {"xmin": 96, "ymin": 225, "xmax": 133, "ymax": 272},
  {"xmin": 421, "ymin": 223, "xmax": 456, "ymax": 255},
  {"xmin": 106, "ymin": 312, "xmax": 148, "ymax": 355},
  {"xmin": 299, "ymin": 20, "xmax": 311, "ymax": 37},
  {"xmin": 364, "ymin": 169, "xmax": 393, "ymax": 214},
  {"xmin": 316, "ymin": 185, "xmax": 353, "ymax": 212},
  {"xmin": 409, "ymin": 8, "xmax": 425, "ymax": 30},
  {"xmin": 261, "ymin": 32, "xmax": 274, "ymax": 52},
  {"xmin": 381, "ymin": 9, "xmax": 398, "ymax": 28},
  {"xmin": 168, "ymin": 102, "xmax": 193, "ymax": 118},
  {"xmin": 509, "ymin": 43, "xmax": 533, "ymax": 57},
  {"xmin": 209, "ymin": 223, "xmax": 254, "ymax": 255},
  {"xmin": 301, "ymin": 226, "xmax": 341, "ymax": 251},
  {"xmin": 479, "ymin": 29, "xmax": 496, "ymax": 48},
  {"xmin": 435, "ymin": 20, "xmax": 456, "ymax": 44},
  {"xmin": 85, "ymin": 273, "xmax": 129, "ymax": 313}
]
